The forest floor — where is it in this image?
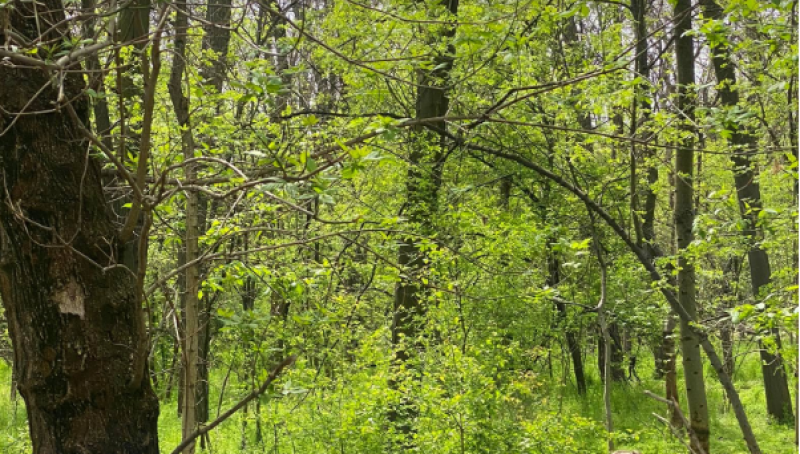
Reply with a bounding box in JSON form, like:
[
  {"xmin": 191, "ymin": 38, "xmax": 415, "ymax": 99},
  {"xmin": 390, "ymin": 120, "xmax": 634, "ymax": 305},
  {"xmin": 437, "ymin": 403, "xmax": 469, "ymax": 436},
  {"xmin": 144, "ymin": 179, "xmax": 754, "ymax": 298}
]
[{"xmin": 0, "ymin": 349, "xmax": 795, "ymax": 453}]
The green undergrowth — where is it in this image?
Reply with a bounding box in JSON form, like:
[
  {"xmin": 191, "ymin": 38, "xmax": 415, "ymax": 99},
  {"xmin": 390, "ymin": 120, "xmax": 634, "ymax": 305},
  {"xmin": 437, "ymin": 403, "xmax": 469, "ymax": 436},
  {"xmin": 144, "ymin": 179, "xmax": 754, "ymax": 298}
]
[{"xmin": 0, "ymin": 349, "xmax": 795, "ymax": 453}]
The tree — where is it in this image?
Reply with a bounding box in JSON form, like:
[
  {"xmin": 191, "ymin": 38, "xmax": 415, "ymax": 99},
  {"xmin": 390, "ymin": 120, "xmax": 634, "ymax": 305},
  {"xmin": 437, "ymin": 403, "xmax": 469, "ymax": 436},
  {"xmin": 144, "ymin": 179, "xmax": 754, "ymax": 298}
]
[
  {"xmin": 0, "ymin": 2, "xmax": 160, "ymax": 452},
  {"xmin": 700, "ymin": 0, "xmax": 794, "ymax": 425},
  {"xmin": 167, "ymin": 3, "xmax": 200, "ymax": 452},
  {"xmin": 388, "ymin": 0, "xmax": 459, "ymax": 448},
  {"xmin": 0, "ymin": 0, "xmax": 793, "ymax": 453},
  {"xmin": 673, "ymin": 0, "xmax": 710, "ymax": 451}
]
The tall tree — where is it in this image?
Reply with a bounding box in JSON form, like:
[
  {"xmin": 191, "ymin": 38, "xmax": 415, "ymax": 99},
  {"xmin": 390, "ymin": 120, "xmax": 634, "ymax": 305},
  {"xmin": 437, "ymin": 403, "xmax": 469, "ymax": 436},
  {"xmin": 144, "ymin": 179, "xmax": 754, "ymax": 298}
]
[
  {"xmin": 629, "ymin": 0, "xmax": 681, "ymax": 424},
  {"xmin": 558, "ymin": 15, "xmax": 608, "ymax": 388},
  {"xmin": 167, "ymin": 4, "xmax": 200, "ymax": 453},
  {"xmin": 0, "ymin": 2, "xmax": 160, "ymax": 452},
  {"xmin": 194, "ymin": 0, "xmax": 234, "ymax": 425},
  {"xmin": 389, "ymin": 0, "xmax": 459, "ymax": 447},
  {"xmin": 673, "ymin": 0, "xmax": 710, "ymax": 450},
  {"xmin": 700, "ymin": 0, "xmax": 795, "ymax": 425}
]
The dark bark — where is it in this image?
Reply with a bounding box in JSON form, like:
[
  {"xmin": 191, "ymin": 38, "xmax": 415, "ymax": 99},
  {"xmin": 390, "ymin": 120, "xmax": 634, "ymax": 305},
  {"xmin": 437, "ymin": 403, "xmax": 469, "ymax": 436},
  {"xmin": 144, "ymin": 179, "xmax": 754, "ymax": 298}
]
[
  {"xmin": 661, "ymin": 314, "xmax": 682, "ymax": 427},
  {"xmin": 548, "ymin": 249, "xmax": 587, "ymax": 394},
  {"xmin": 389, "ymin": 0, "xmax": 458, "ymax": 447},
  {"xmin": 701, "ymin": 0, "xmax": 794, "ymax": 425},
  {"xmin": 80, "ymin": 0, "xmax": 113, "ymax": 152},
  {"xmin": 192, "ymin": 0, "xmax": 233, "ymax": 425},
  {"xmin": 598, "ymin": 321, "xmax": 626, "ymax": 383},
  {"xmin": 674, "ymin": 0, "xmax": 710, "ymax": 450},
  {"xmin": 0, "ymin": 3, "xmax": 160, "ymax": 453}
]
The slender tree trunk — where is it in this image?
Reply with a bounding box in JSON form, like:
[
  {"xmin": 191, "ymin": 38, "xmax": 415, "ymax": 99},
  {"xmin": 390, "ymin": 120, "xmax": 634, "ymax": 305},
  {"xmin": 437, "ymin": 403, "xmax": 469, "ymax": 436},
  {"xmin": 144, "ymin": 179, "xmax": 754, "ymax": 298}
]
[
  {"xmin": 598, "ymin": 322, "xmax": 626, "ymax": 382},
  {"xmin": 80, "ymin": 0, "xmax": 114, "ymax": 152},
  {"xmin": 593, "ymin": 234, "xmax": 614, "ymax": 452},
  {"xmin": 0, "ymin": 3, "xmax": 160, "ymax": 452},
  {"xmin": 389, "ymin": 0, "xmax": 458, "ymax": 448},
  {"xmin": 700, "ymin": 0, "xmax": 794, "ymax": 425},
  {"xmin": 192, "ymin": 0, "xmax": 234, "ymax": 426},
  {"xmin": 661, "ymin": 146, "xmax": 682, "ymax": 427},
  {"xmin": 114, "ymin": 0, "xmax": 151, "ymax": 273},
  {"xmin": 674, "ymin": 0, "xmax": 711, "ymax": 451},
  {"xmin": 548, "ymin": 245, "xmax": 587, "ymax": 394},
  {"xmin": 630, "ymin": 1, "xmax": 678, "ymax": 414},
  {"xmin": 168, "ymin": 4, "xmax": 199, "ymax": 453},
  {"xmin": 662, "ymin": 314, "xmax": 682, "ymax": 427},
  {"xmin": 720, "ymin": 256, "xmax": 740, "ymax": 386},
  {"xmin": 177, "ymin": 247, "xmax": 186, "ymax": 417}
]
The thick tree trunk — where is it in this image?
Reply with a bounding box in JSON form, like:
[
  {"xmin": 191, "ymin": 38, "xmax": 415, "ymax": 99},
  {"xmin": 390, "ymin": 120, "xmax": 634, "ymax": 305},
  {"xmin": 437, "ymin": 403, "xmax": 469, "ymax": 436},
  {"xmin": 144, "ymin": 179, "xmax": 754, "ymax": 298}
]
[
  {"xmin": 673, "ymin": 0, "xmax": 711, "ymax": 452},
  {"xmin": 700, "ymin": 0, "xmax": 794, "ymax": 425},
  {"xmin": 0, "ymin": 3, "xmax": 160, "ymax": 453}
]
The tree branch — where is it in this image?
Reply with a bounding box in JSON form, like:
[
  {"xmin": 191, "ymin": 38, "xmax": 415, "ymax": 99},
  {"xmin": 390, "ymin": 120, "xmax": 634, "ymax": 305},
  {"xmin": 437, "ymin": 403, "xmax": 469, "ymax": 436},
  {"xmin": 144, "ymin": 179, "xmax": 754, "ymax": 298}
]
[{"xmin": 169, "ymin": 355, "xmax": 297, "ymax": 454}]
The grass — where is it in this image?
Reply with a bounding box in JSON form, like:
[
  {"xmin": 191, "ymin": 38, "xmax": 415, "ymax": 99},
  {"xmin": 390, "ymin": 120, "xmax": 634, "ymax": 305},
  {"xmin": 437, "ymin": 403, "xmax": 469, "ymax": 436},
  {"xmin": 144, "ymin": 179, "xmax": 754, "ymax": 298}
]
[
  {"xmin": 553, "ymin": 351, "xmax": 797, "ymax": 454},
  {"xmin": 0, "ymin": 346, "xmax": 796, "ymax": 453}
]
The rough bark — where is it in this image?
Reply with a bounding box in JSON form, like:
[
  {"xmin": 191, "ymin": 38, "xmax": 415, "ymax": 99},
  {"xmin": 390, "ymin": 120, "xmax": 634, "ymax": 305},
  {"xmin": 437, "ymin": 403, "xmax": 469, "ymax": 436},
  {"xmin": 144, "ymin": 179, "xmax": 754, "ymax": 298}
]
[
  {"xmin": 673, "ymin": 1, "xmax": 710, "ymax": 450},
  {"xmin": 700, "ymin": 0, "xmax": 794, "ymax": 425},
  {"xmin": 0, "ymin": 3, "xmax": 160, "ymax": 453}
]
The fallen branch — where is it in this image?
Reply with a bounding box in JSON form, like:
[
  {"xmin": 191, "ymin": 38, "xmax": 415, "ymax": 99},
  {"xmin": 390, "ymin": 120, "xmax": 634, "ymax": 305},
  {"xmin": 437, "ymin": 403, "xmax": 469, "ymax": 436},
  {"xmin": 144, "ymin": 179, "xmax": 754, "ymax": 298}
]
[
  {"xmin": 170, "ymin": 355, "xmax": 297, "ymax": 454},
  {"xmin": 644, "ymin": 390, "xmax": 706, "ymax": 454},
  {"xmin": 652, "ymin": 413, "xmax": 698, "ymax": 454}
]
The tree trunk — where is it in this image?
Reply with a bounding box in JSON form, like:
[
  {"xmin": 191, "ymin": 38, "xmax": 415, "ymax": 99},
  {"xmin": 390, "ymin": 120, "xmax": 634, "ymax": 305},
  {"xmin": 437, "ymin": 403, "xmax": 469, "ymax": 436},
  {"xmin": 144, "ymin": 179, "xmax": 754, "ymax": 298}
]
[
  {"xmin": 113, "ymin": 0, "xmax": 151, "ymax": 273},
  {"xmin": 720, "ymin": 256, "xmax": 740, "ymax": 386},
  {"xmin": 176, "ymin": 247, "xmax": 186, "ymax": 417},
  {"xmin": 700, "ymin": 0, "xmax": 794, "ymax": 425},
  {"xmin": 547, "ymin": 245, "xmax": 587, "ymax": 394},
  {"xmin": 192, "ymin": 0, "xmax": 234, "ymax": 426},
  {"xmin": 389, "ymin": 0, "xmax": 458, "ymax": 448},
  {"xmin": 663, "ymin": 314, "xmax": 682, "ymax": 427},
  {"xmin": 168, "ymin": 3, "xmax": 199, "ymax": 452},
  {"xmin": 674, "ymin": 0, "xmax": 711, "ymax": 451},
  {"xmin": 0, "ymin": 3, "xmax": 160, "ymax": 452},
  {"xmin": 598, "ymin": 322, "xmax": 626, "ymax": 383},
  {"xmin": 591, "ymin": 227, "xmax": 614, "ymax": 452}
]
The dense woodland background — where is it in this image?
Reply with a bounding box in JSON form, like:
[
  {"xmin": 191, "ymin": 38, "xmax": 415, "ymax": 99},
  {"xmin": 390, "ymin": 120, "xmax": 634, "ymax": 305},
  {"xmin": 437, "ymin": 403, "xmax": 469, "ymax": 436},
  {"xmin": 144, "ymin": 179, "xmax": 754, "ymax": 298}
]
[{"xmin": 0, "ymin": 0, "xmax": 797, "ymax": 453}]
